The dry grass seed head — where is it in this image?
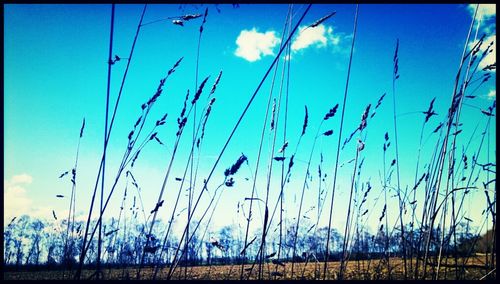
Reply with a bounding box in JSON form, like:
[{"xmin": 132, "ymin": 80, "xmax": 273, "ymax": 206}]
[
  {"xmin": 375, "ymin": 93, "xmax": 386, "ymax": 109},
  {"xmin": 199, "ymin": 7, "xmax": 208, "ymax": 33},
  {"xmin": 324, "ymin": 104, "xmax": 339, "ymax": 120},
  {"xmin": 323, "ymin": 129, "xmax": 334, "ymax": 136},
  {"xmin": 278, "ymin": 141, "xmax": 288, "ymax": 153},
  {"xmin": 181, "ymin": 14, "xmax": 202, "ymax": 21},
  {"xmin": 302, "ymin": 105, "xmax": 308, "ymax": 136},
  {"xmin": 59, "ymin": 171, "xmax": 69, "ymax": 178},
  {"xmin": 224, "ymin": 153, "xmax": 248, "ymax": 177},
  {"xmin": 271, "ymin": 98, "xmax": 276, "ymax": 131},
  {"xmin": 168, "ymin": 57, "xmax": 184, "ymax": 76},
  {"xmin": 359, "ymin": 104, "xmax": 371, "ymax": 131},
  {"xmin": 79, "ymin": 118, "xmax": 85, "ymax": 138},
  {"xmin": 156, "ymin": 113, "xmax": 168, "ymax": 126},
  {"xmin": 192, "ymin": 76, "xmax": 210, "ymax": 105},
  {"xmin": 209, "ymin": 71, "xmax": 223, "ymax": 97},
  {"xmin": 307, "ymin": 11, "xmax": 336, "ymax": 29}
]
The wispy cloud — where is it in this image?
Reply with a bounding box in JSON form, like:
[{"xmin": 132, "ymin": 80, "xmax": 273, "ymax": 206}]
[
  {"xmin": 467, "ymin": 4, "xmax": 496, "ymax": 35},
  {"xmin": 487, "ymin": 89, "xmax": 496, "ymax": 100},
  {"xmin": 235, "ymin": 28, "xmax": 280, "ymax": 62},
  {"xmin": 10, "ymin": 173, "xmax": 33, "ymax": 184},
  {"xmin": 468, "ymin": 4, "xmax": 496, "ymax": 20}
]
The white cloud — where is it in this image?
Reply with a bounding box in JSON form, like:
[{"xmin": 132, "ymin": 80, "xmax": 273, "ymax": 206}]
[
  {"xmin": 292, "ymin": 25, "xmax": 328, "ymax": 51},
  {"xmin": 235, "ymin": 28, "xmax": 280, "ymax": 62},
  {"xmin": 236, "ymin": 24, "xmax": 346, "ymax": 62},
  {"xmin": 480, "ymin": 34, "xmax": 496, "ymax": 71},
  {"xmin": 4, "ymin": 174, "xmax": 53, "ymax": 224},
  {"xmin": 291, "ymin": 24, "xmax": 343, "ymax": 54},
  {"xmin": 4, "ymin": 174, "xmax": 34, "ymax": 223},
  {"xmin": 468, "ymin": 4, "xmax": 496, "ymax": 20},
  {"xmin": 468, "ymin": 34, "xmax": 496, "ymax": 72},
  {"xmin": 467, "ymin": 4, "xmax": 496, "ymax": 38}
]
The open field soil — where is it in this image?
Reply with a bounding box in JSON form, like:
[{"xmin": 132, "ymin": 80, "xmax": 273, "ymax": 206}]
[{"xmin": 4, "ymin": 257, "xmax": 495, "ymax": 280}]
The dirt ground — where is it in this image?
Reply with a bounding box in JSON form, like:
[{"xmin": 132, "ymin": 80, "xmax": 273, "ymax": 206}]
[{"xmin": 3, "ymin": 256, "xmax": 495, "ymax": 280}]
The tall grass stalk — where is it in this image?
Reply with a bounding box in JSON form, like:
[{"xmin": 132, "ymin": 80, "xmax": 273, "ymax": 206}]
[
  {"xmin": 447, "ymin": 8, "xmax": 485, "ymax": 278},
  {"xmin": 409, "ymin": 115, "xmax": 428, "ymax": 276},
  {"xmin": 255, "ymin": 10, "xmax": 295, "ymax": 278},
  {"xmin": 391, "ymin": 37, "xmax": 408, "ymax": 280},
  {"xmin": 243, "ymin": 107, "xmax": 310, "ymax": 279},
  {"xmin": 440, "ymin": 9, "xmax": 490, "ymax": 280},
  {"xmin": 446, "ymin": 120, "xmax": 480, "ymax": 278},
  {"xmin": 80, "ymin": 78, "xmax": 173, "ymax": 268},
  {"xmin": 338, "ymin": 142, "xmax": 360, "ymax": 280},
  {"xmin": 151, "ymin": 89, "xmax": 218, "ymax": 280},
  {"xmin": 238, "ymin": 5, "xmax": 292, "ymax": 279},
  {"xmin": 167, "ymin": 154, "xmax": 248, "ymax": 277},
  {"xmin": 277, "ymin": 6, "xmax": 293, "ymax": 279},
  {"xmin": 96, "ymin": 4, "xmax": 115, "ymax": 279},
  {"xmin": 436, "ymin": 9, "xmax": 484, "ymax": 281},
  {"xmin": 486, "ymin": 122, "xmax": 495, "ymax": 273},
  {"xmin": 451, "ymin": 114, "xmax": 493, "ymax": 277},
  {"xmin": 164, "ymin": 6, "xmax": 312, "ymax": 280},
  {"xmin": 382, "ymin": 133, "xmax": 391, "ymax": 278},
  {"xmin": 339, "ymin": 103, "xmax": 370, "ymax": 279},
  {"xmin": 75, "ymin": 5, "xmax": 147, "ymax": 279},
  {"xmin": 414, "ymin": 117, "xmax": 445, "ymax": 278},
  {"xmin": 185, "ymin": 8, "xmax": 208, "ymax": 279},
  {"xmin": 136, "ymin": 76, "xmax": 210, "ymax": 279},
  {"xmin": 291, "ymin": 119, "xmax": 328, "ymax": 278},
  {"xmin": 241, "ymin": 118, "xmax": 310, "ymax": 278},
  {"xmin": 421, "ymin": 6, "xmax": 478, "ymax": 278},
  {"xmin": 62, "ymin": 118, "xmax": 85, "ymax": 279},
  {"xmin": 323, "ymin": 4, "xmax": 358, "ymax": 279},
  {"xmin": 108, "ymin": 175, "xmax": 128, "ymax": 266}
]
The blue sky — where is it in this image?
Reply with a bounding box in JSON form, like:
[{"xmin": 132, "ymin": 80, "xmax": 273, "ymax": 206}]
[{"xmin": 4, "ymin": 4, "xmax": 496, "ymax": 239}]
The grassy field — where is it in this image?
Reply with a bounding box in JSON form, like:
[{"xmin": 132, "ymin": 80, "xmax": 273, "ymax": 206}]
[
  {"xmin": 3, "ymin": 256, "xmax": 494, "ymax": 280},
  {"xmin": 4, "ymin": 4, "xmax": 496, "ymax": 282}
]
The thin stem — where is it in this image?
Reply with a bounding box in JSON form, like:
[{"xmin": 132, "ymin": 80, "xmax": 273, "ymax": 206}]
[
  {"xmin": 166, "ymin": 6, "xmax": 312, "ymax": 280},
  {"xmin": 75, "ymin": 5, "xmax": 147, "ymax": 279},
  {"xmin": 422, "ymin": 5, "xmax": 478, "ymax": 278},
  {"xmin": 62, "ymin": 118, "xmax": 84, "ymax": 279},
  {"xmin": 97, "ymin": 5, "xmax": 114, "ymax": 279},
  {"xmin": 323, "ymin": 4, "xmax": 359, "ymax": 279},
  {"xmin": 339, "ymin": 143, "xmax": 360, "ymax": 280},
  {"xmin": 291, "ymin": 121, "xmax": 324, "ymax": 278},
  {"xmin": 151, "ymin": 98, "xmax": 214, "ymax": 280},
  {"xmin": 257, "ymin": 17, "xmax": 291, "ymax": 279},
  {"xmin": 239, "ymin": 5, "xmax": 293, "ymax": 279},
  {"xmin": 391, "ymin": 37, "xmax": 408, "ymax": 279},
  {"xmin": 277, "ymin": 6, "xmax": 292, "ymax": 278}
]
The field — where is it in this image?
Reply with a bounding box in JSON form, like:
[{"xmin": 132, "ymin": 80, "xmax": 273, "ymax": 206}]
[
  {"xmin": 4, "ymin": 3, "xmax": 496, "ymax": 282},
  {"xmin": 3, "ymin": 256, "xmax": 494, "ymax": 280}
]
